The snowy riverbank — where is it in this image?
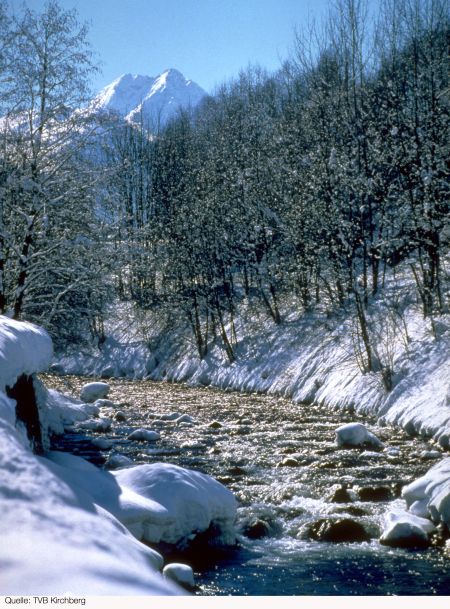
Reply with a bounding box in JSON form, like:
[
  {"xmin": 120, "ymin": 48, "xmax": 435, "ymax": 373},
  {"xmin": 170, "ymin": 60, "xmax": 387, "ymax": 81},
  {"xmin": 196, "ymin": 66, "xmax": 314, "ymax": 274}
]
[
  {"xmin": 55, "ymin": 300, "xmax": 450, "ymax": 449},
  {"xmin": 0, "ymin": 316, "xmax": 236, "ymax": 595}
]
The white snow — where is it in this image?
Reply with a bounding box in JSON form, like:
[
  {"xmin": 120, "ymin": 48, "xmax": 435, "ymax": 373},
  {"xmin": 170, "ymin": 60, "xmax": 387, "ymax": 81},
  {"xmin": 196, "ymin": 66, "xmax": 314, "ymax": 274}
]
[
  {"xmin": 163, "ymin": 563, "xmax": 195, "ymax": 589},
  {"xmin": 335, "ymin": 422, "xmax": 383, "ymax": 448},
  {"xmin": 0, "ymin": 315, "xmax": 53, "ymax": 393},
  {"xmin": 402, "ymin": 457, "xmax": 450, "ymax": 526}
]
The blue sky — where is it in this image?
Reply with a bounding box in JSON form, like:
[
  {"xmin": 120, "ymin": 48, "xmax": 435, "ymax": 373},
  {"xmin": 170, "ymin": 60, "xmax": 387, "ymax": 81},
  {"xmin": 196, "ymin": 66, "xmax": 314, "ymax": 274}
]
[{"xmin": 9, "ymin": 0, "xmax": 332, "ymax": 94}]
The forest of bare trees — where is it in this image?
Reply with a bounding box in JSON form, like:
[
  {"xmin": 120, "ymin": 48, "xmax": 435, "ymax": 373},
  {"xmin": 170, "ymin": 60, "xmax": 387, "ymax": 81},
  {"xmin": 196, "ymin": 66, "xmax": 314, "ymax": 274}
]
[
  {"xmin": 106, "ymin": 0, "xmax": 449, "ymax": 374},
  {"xmin": 0, "ymin": 0, "xmax": 448, "ymax": 375}
]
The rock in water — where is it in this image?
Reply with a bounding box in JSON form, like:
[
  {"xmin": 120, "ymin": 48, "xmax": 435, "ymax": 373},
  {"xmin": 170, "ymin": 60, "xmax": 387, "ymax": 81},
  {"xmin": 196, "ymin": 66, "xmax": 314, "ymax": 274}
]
[
  {"xmin": 379, "ymin": 510, "xmax": 435, "ymax": 549},
  {"xmin": 241, "ymin": 519, "xmax": 272, "ymax": 539},
  {"xmin": 107, "ymin": 453, "xmax": 133, "ymax": 469},
  {"xmin": 307, "ymin": 518, "xmax": 371, "ymax": 543},
  {"xmin": 127, "ymin": 428, "xmax": 160, "ymax": 442},
  {"xmin": 327, "ymin": 485, "xmax": 354, "ymax": 503},
  {"xmin": 357, "ymin": 486, "xmax": 393, "ymax": 502}
]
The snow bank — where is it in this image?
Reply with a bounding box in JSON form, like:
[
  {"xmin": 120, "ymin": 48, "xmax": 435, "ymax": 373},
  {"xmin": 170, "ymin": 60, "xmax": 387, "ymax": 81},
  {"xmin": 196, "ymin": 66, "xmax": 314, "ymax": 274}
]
[
  {"xmin": 0, "ymin": 316, "xmax": 179, "ymax": 595},
  {"xmin": 0, "ymin": 422, "xmax": 178, "ymax": 595},
  {"xmin": 0, "ymin": 315, "xmax": 238, "ymax": 595},
  {"xmin": 57, "ymin": 335, "xmax": 156, "ymax": 378}
]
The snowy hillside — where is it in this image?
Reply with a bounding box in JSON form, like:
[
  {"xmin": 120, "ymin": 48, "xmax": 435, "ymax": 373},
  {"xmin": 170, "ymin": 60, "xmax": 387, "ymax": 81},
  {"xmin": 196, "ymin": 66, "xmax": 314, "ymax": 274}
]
[{"xmin": 91, "ymin": 68, "xmax": 206, "ymax": 127}]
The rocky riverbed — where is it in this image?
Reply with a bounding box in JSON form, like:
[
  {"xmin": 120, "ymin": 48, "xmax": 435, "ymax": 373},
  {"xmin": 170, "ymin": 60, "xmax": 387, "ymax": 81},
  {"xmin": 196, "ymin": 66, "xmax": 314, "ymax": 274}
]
[{"xmin": 42, "ymin": 375, "xmax": 450, "ymax": 595}]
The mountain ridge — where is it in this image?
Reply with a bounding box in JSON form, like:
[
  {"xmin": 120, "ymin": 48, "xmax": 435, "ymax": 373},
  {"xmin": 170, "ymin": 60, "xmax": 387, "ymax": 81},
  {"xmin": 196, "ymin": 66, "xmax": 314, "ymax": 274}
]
[{"xmin": 91, "ymin": 68, "xmax": 206, "ymax": 128}]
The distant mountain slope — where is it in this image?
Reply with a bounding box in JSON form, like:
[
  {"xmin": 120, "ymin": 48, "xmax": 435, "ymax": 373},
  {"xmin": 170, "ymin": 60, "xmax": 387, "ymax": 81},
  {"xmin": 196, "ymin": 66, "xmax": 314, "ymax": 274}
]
[{"xmin": 91, "ymin": 68, "xmax": 206, "ymax": 128}]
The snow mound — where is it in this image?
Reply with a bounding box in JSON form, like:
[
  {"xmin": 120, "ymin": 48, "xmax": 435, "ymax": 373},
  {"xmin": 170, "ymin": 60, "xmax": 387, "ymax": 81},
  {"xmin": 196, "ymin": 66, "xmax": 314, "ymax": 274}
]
[
  {"xmin": 113, "ymin": 462, "xmax": 238, "ymax": 545},
  {"xmin": 45, "ymin": 452, "xmax": 237, "ymax": 546}
]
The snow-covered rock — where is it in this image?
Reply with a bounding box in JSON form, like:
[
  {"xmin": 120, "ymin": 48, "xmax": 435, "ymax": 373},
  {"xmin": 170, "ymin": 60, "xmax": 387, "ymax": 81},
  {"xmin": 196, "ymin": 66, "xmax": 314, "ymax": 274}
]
[
  {"xmin": 112, "ymin": 462, "xmax": 237, "ymax": 545},
  {"xmin": 128, "ymin": 428, "xmax": 160, "ymax": 441},
  {"xmin": 175, "ymin": 414, "xmax": 196, "ymax": 424},
  {"xmin": 160, "ymin": 412, "xmax": 183, "ymax": 421},
  {"xmin": 94, "ymin": 398, "xmax": 115, "ymax": 409},
  {"xmin": 163, "ymin": 563, "xmax": 195, "ymax": 589},
  {"xmin": 108, "ymin": 453, "xmax": 134, "ymax": 469},
  {"xmin": 379, "ymin": 510, "xmax": 435, "ymax": 548},
  {"xmin": 335, "ymin": 423, "xmax": 383, "ymax": 448},
  {"xmin": 91, "ymin": 437, "xmax": 114, "ymax": 450},
  {"xmin": 80, "ymin": 381, "xmax": 110, "ymax": 402},
  {"xmin": 75, "ymin": 417, "xmax": 112, "ymax": 432},
  {"xmin": 403, "ymin": 457, "xmax": 450, "ymax": 526},
  {"xmin": 420, "ymin": 450, "xmax": 442, "ymax": 460}
]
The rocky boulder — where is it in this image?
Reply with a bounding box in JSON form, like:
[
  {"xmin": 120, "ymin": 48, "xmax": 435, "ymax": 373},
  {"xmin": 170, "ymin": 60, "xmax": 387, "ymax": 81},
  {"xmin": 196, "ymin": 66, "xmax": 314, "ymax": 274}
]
[{"xmin": 307, "ymin": 518, "xmax": 371, "ymax": 543}]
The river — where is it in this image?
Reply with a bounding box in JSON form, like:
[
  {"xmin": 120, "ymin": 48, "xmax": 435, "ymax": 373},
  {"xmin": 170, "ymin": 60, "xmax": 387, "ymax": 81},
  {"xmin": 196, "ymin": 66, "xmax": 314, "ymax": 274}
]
[{"xmin": 43, "ymin": 375, "xmax": 450, "ymax": 596}]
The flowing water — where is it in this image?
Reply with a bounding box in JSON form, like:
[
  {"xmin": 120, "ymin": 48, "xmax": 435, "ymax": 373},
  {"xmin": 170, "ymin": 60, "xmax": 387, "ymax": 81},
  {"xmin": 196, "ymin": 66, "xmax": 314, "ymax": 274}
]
[{"xmin": 43, "ymin": 375, "xmax": 450, "ymax": 596}]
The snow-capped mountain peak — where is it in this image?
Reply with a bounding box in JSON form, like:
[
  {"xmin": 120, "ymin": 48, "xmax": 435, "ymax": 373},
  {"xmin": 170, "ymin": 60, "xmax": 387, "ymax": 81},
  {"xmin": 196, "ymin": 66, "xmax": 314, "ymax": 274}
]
[{"xmin": 92, "ymin": 69, "xmax": 206, "ymax": 128}]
